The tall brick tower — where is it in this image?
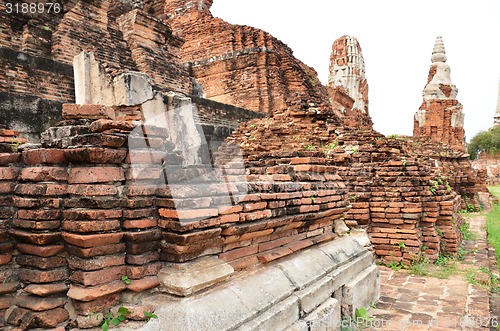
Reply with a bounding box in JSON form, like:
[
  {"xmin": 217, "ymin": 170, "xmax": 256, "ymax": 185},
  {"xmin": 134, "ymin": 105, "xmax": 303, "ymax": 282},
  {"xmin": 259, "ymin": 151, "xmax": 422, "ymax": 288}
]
[
  {"xmin": 494, "ymin": 77, "xmax": 500, "ymax": 126},
  {"xmin": 414, "ymin": 36, "xmax": 465, "ymax": 151}
]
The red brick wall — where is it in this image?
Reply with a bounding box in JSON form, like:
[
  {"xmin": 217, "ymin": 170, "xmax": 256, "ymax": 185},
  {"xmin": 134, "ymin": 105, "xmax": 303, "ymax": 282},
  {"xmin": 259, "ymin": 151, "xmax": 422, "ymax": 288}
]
[
  {"xmin": 403, "ymin": 137, "xmax": 488, "ymax": 211},
  {"xmin": 0, "ymin": 0, "xmax": 193, "ymax": 102}
]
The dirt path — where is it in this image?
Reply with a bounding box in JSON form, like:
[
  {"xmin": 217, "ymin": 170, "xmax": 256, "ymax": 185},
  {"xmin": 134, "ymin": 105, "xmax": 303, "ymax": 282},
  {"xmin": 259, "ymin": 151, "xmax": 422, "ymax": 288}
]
[{"xmin": 362, "ymin": 213, "xmax": 499, "ymax": 331}]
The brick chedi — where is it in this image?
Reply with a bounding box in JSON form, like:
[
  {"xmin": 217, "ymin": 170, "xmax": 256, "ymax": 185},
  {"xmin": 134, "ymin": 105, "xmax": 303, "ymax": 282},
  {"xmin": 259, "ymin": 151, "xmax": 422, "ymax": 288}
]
[
  {"xmin": 414, "ymin": 36, "xmax": 465, "ymax": 151},
  {"xmin": 327, "ymin": 35, "xmax": 372, "ymax": 129}
]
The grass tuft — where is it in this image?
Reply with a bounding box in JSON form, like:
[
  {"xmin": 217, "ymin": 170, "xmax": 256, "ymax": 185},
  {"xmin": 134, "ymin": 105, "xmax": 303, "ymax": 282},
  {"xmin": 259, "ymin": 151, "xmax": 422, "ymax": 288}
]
[{"xmin": 487, "ymin": 186, "xmax": 500, "ymax": 271}]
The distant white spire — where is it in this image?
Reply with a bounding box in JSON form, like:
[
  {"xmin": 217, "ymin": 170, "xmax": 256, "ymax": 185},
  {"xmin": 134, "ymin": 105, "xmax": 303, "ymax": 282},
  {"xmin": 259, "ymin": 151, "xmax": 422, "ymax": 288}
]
[
  {"xmin": 422, "ymin": 36, "xmax": 457, "ymax": 100},
  {"xmin": 494, "ymin": 77, "xmax": 500, "ymax": 126}
]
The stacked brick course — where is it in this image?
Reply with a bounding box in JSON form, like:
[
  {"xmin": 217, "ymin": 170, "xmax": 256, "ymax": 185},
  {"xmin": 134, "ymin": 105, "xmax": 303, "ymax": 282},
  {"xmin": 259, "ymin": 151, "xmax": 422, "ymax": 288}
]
[
  {"xmin": 403, "ymin": 137, "xmax": 488, "ymax": 210},
  {"xmin": 9, "ymin": 149, "xmax": 69, "ymax": 329},
  {"xmin": 0, "ymin": 128, "xmax": 23, "ymax": 326}
]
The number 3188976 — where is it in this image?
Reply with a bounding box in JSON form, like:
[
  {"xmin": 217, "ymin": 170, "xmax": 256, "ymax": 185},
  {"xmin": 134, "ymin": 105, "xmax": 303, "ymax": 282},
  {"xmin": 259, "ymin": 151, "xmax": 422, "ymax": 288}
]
[{"xmin": 5, "ymin": 2, "xmax": 62, "ymax": 14}]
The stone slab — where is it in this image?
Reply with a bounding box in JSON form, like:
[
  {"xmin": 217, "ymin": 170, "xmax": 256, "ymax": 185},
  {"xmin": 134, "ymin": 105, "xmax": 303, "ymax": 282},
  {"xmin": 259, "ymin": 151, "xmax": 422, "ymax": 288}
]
[
  {"xmin": 287, "ymin": 298, "xmax": 341, "ymax": 331},
  {"xmin": 277, "ymin": 248, "xmax": 333, "ymax": 290},
  {"xmin": 158, "ymin": 256, "xmax": 234, "ymax": 296},
  {"xmin": 130, "ymin": 237, "xmax": 379, "ymax": 331},
  {"xmin": 343, "ymin": 264, "xmax": 380, "ymax": 316},
  {"xmin": 235, "ymin": 296, "xmax": 300, "ymax": 331}
]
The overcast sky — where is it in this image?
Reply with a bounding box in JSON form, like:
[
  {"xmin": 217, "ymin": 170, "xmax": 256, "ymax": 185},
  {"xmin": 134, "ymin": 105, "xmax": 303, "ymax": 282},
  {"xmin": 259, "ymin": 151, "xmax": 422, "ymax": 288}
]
[{"xmin": 211, "ymin": 0, "xmax": 500, "ymax": 142}]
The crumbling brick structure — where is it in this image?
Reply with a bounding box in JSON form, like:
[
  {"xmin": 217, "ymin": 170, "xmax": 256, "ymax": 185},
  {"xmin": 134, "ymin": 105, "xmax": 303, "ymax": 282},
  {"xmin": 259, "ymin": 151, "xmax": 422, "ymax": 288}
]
[
  {"xmin": 0, "ymin": 0, "xmax": 192, "ymax": 140},
  {"xmin": 472, "ymin": 155, "xmax": 500, "ymax": 186},
  {"xmin": 223, "ymin": 112, "xmax": 465, "ymax": 266},
  {"xmin": 158, "ymin": 0, "xmax": 333, "ymax": 115},
  {"xmin": 0, "ymin": 53, "xmax": 358, "ymax": 328}
]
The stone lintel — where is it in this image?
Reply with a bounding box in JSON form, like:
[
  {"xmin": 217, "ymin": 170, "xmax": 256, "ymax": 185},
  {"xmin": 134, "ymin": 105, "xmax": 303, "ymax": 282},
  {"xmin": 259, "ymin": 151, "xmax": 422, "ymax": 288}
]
[{"xmin": 157, "ymin": 256, "xmax": 234, "ymax": 296}]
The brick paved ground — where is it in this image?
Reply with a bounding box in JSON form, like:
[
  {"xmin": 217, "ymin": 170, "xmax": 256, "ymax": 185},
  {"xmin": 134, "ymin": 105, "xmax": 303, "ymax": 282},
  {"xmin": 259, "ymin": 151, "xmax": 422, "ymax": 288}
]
[{"xmin": 363, "ymin": 214, "xmax": 499, "ymax": 331}]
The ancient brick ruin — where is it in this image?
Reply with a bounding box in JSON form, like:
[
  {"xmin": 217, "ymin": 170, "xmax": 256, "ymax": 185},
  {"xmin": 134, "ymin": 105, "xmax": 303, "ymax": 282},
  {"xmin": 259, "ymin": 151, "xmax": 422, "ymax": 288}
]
[
  {"xmin": 327, "ymin": 35, "xmax": 372, "ymax": 129},
  {"xmin": 413, "ymin": 36, "xmax": 466, "ymax": 151},
  {"xmin": 0, "ymin": 0, "xmax": 492, "ymax": 330}
]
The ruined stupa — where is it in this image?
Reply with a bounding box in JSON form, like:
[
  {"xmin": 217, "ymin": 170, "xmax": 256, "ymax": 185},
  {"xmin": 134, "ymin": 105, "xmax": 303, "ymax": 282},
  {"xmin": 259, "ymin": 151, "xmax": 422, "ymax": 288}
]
[
  {"xmin": 327, "ymin": 35, "xmax": 372, "ymax": 129},
  {"xmin": 328, "ymin": 35, "xmax": 368, "ymax": 113},
  {"xmin": 414, "ymin": 36, "xmax": 465, "ymax": 151}
]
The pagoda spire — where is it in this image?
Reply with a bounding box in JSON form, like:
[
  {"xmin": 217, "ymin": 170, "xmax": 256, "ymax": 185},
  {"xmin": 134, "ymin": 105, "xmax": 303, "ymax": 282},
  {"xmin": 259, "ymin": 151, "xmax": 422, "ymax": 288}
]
[
  {"xmin": 431, "ymin": 36, "xmax": 447, "ymax": 63},
  {"xmin": 422, "ymin": 36, "xmax": 457, "ymax": 100},
  {"xmin": 494, "ymin": 77, "xmax": 500, "ymax": 126}
]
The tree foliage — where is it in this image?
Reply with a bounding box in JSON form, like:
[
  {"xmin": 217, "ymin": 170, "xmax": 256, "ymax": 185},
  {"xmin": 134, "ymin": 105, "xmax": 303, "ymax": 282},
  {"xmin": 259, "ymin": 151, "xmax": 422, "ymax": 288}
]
[{"xmin": 468, "ymin": 126, "xmax": 500, "ymax": 159}]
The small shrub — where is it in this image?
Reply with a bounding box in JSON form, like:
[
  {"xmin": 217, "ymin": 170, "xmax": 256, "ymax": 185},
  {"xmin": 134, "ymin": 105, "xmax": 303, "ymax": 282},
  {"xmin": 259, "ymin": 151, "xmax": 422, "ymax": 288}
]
[
  {"xmin": 466, "ymin": 268, "xmax": 477, "ymax": 285},
  {"xmin": 457, "ymin": 246, "xmax": 468, "ymax": 261},
  {"xmin": 10, "ymin": 140, "xmax": 23, "ymax": 152},
  {"xmin": 144, "ymin": 311, "xmax": 158, "ymax": 321},
  {"xmin": 100, "ymin": 307, "xmax": 130, "ymax": 331},
  {"xmin": 121, "ymin": 275, "xmax": 131, "ymax": 285},
  {"xmin": 410, "ymin": 255, "xmax": 430, "ymax": 277},
  {"xmin": 348, "ymin": 195, "xmax": 358, "ymax": 202},
  {"xmin": 387, "ymin": 260, "xmax": 406, "ymax": 271}
]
